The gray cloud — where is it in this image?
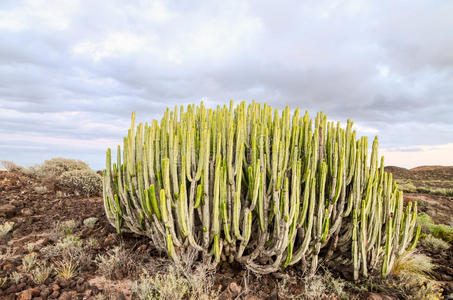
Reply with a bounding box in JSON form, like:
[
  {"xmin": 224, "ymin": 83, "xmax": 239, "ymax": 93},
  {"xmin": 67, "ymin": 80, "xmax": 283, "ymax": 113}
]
[{"xmin": 0, "ymin": 0, "xmax": 452, "ymax": 169}]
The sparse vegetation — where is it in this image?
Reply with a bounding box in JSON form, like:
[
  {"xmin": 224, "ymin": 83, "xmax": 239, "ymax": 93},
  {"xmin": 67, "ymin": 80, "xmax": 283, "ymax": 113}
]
[{"xmin": 131, "ymin": 264, "xmax": 217, "ymax": 300}]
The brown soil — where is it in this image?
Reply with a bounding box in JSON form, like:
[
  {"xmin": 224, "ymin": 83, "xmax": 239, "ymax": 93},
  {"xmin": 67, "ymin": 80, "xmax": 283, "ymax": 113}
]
[{"xmin": 1, "ymin": 169, "xmax": 452, "ymax": 299}]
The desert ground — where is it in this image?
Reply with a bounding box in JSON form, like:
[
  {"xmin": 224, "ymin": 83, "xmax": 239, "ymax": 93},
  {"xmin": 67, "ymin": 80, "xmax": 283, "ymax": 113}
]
[{"xmin": 0, "ymin": 163, "xmax": 452, "ymax": 299}]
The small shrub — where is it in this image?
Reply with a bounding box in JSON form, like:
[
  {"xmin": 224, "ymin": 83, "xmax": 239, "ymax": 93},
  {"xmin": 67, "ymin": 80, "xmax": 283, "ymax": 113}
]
[
  {"xmin": 37, "ymin": 158, "xmax": 91, "ymax": 179},
  {"xmin": 9, "ymin": 271, "xmax": 22, "ymax": 284},
  {"xmin": 1, "ymin": 160, "xmax": 19, "ymax": 171},
  {"xmin": 416, "ymin": 186, "xmax": 453, "ymax": 196},
  {"xmin": 58, "ymin": 220, "xmax": 78, "ymax": 235},
  {"xmin": 420, "ymin": 234, "xmax": 450, "ymax": 252},
  {"xmin": 0, "ymin": 221, "xmax": 14, "ymax": 238},
  {"xmin": 31, "ymin": 263, "xmax": 53, "ymax": 284},
  {"xmin": 83, "ymin": 217, "xmax": 98, "ymax": 229},
  {"xmin": 34, "ymin": 186, "xmax": 48, "ymax": 194},
  {"xmin": 132, "ymin": 262, "xmax": 218, "ymax": 300},
  {"xmin": 131, "ymin": 266, "xmax": 189, "ymax": 300},
  {"xmin": 417, "ymin": 213, "xmax": 453, "ymax": 242},
  {"xmin": 58, "ymin": 169, "xmax": 102, "ymax": 197},
  {"xmin": 95, "ymin": 246, "xmax": 133, "ymax": 280},
  {"xmin": 22, "ymin": 252, "xmax": 38, "ymax": 271},
  {"xmin": 397, "ymin": 181, "xmax": 417, "ymax": 193}
]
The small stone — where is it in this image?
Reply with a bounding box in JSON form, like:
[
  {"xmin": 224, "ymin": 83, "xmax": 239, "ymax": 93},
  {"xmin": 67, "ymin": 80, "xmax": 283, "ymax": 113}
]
[
  {"xmin": 228, "ymin": 282, "xmax": 242, "ymax": 296},
  {"xmin": 52, "ymin": 283, "xmax": 60, "ymax": 291},
  {"xmin": 50, "ymin": 291, "xmax": 60, "ymax": 298},
  {"xmin": 3, "ymin": 262, "xmax": 15, "ymax": 271},
  {"xmin": 137, "ymin": 244, "xmax": 147, "ymax": 252},
  {"xmin": 30, "ymin": 287, "xmax": 41, "ymax": 296},
  {"xmin": 58, "ymin": 291, "xmax": 73, "ymax": 300},
  {"xmin": 0, "ymin": 203, "xmax": 17, "ymax": 217},
  {"xmin": 114, "ymin": 293, "xmax": 126, "ymax": 300},
  {"xmin": 18, "ymin": 289, "xmax": 33, "ymax": 300},
  {"xmin": 21, "ymin": 208, "xmax": 34, "ymax": 216},
  {"xmin": 245, "ymin": 296, "xmax": 260, "ymax": 300},
  {"xmin": 103, "ymin": 233, "xmax": 116, "ymax": 246}
]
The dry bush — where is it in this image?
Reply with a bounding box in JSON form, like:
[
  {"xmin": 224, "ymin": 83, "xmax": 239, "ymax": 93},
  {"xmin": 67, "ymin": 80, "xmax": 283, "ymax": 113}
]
[
  {"xmin": 95, "ymin": 246, "xmax": 135, "ymax": 280},
  {"xmin": 34, "ymin": 185, "xmax": 48, "ymax": 194},
  {"xmin": 37, "ymin": 158, "xmax": 91, "ymax": 179},
  {"xmin": 420, "ymin": 234, "xmax": 450, "ymax": 253},
  {"xmin": 58, "ymin": 169, "xmax": 102, "ymax": 197},
  {"xmin": 1, "ymin": 160, "xmax": 19, "ymax": 171}
]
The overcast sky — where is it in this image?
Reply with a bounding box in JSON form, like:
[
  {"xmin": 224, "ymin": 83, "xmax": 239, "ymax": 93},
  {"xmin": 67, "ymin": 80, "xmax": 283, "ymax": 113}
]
[{"xmin": 1, "ymin": 0, "xmax": 452, "ymax": 170}]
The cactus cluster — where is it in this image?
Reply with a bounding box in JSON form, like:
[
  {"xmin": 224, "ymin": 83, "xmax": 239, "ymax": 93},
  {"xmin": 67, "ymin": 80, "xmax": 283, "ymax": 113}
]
[{"xmin": 103, "ymin": 101, "xmax": 420, "ymax": 279}]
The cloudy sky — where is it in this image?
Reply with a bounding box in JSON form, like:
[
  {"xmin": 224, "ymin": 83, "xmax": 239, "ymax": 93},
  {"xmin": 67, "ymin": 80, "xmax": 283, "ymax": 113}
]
[{"xmin": 1, "ymin": 0, "xmax": 452, "ymax": 170}]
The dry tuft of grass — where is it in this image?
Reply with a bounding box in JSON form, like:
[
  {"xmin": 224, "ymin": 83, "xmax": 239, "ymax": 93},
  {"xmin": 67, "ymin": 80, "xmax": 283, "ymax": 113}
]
[
  {"xmin": 58, "ymin": 169, "xmax": 103, "ymax": 197},
  {"xmin": 391, "ymin": 251, "xmax": 433, "ymax": 277},
  {"xmin": 54, "ymin": 257, "xmax": 79, "ymax": 280}
]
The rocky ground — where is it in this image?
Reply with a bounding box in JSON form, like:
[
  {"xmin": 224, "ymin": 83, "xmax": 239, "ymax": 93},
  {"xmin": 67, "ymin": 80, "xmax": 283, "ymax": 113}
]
[{"xmin": 0, "ymin": 167, "xmax": 452, "ymax": 299}]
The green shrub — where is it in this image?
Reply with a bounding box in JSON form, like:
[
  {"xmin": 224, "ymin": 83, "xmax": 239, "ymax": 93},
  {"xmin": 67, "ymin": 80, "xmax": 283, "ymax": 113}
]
[
  {"xmin": 397, "ymin": 181, "xmax": 417, "ymax": 193},
  {"xmin": 416, "ymin": 186, "xmax": 453, "ymax": 196},
  {"xmin": 58, "ymin": 169, "xmax": 102, "ymax": 197},
  {"xmin": 416, "ymin": 213, "xmax": 453, "ymax": 243}
]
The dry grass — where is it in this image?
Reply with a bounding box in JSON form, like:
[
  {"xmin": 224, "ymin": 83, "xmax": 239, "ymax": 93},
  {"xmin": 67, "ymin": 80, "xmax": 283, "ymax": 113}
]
[
  {"xmin": 54, "ymin": 257, "xmax": 79, "ymax": 280},
  {"xmin": 391, "ymin": 251, "xmax": 433, "ymax": 277}
]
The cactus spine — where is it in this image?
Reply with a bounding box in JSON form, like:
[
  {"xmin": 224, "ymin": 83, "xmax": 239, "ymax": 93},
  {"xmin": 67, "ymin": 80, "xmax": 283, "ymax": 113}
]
[{"xmin": 103, "ymin": 101, "xmax": 418, "ymax": 278}]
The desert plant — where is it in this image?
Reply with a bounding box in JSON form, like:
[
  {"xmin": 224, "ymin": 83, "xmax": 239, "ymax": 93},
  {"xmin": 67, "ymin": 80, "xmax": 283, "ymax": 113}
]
[
  {"xmin": 95, "ymin": 246, "xmax": 133, "ymax": 280},
  {"xmin": 34, "ymin": 185, "xmax": 48, "ymax": 194},
  {"xmin": 31, "ymin": 263, "xmax": 53, "ymax": 284},
  {"xmin": 58, "ymin": 169, "xmax": 102, "ymax": 196},
  {"xmin": 419, "ymin": 234, "xmax": 450, "ymax": 252},
  {"xmin": 54, "ymin": 258, "xmax": 78, "ymax": 279},
  {"xmin": 37, "ymin": 157, "xmax": 91, "ymax": 179},
  {"xmin": 103, "ymin": 101, "xmax": 419, "ymax": 279},
  {"xmin": 22, "ymin": 252, "xmax": 38, "ymax": 271},
  {"xmin": 0, "ymin": 221, "xmax": 14, "ymax": 238},
  {"xmin": 417, "ymin": 213, "xmax": 453, "ymax": 243}
]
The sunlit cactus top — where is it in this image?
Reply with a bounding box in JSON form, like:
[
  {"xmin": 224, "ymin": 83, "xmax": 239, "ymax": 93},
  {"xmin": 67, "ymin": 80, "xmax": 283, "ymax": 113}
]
[{"xmin": 103, "ymin": 101, "xmax": 420, "ymax": 279}]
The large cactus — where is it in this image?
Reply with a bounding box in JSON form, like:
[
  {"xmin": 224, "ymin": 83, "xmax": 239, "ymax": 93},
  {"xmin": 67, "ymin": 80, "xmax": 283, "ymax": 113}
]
[{"xmin": 103, "ymin": 101, "xmax": 420, "ymax": 279}]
